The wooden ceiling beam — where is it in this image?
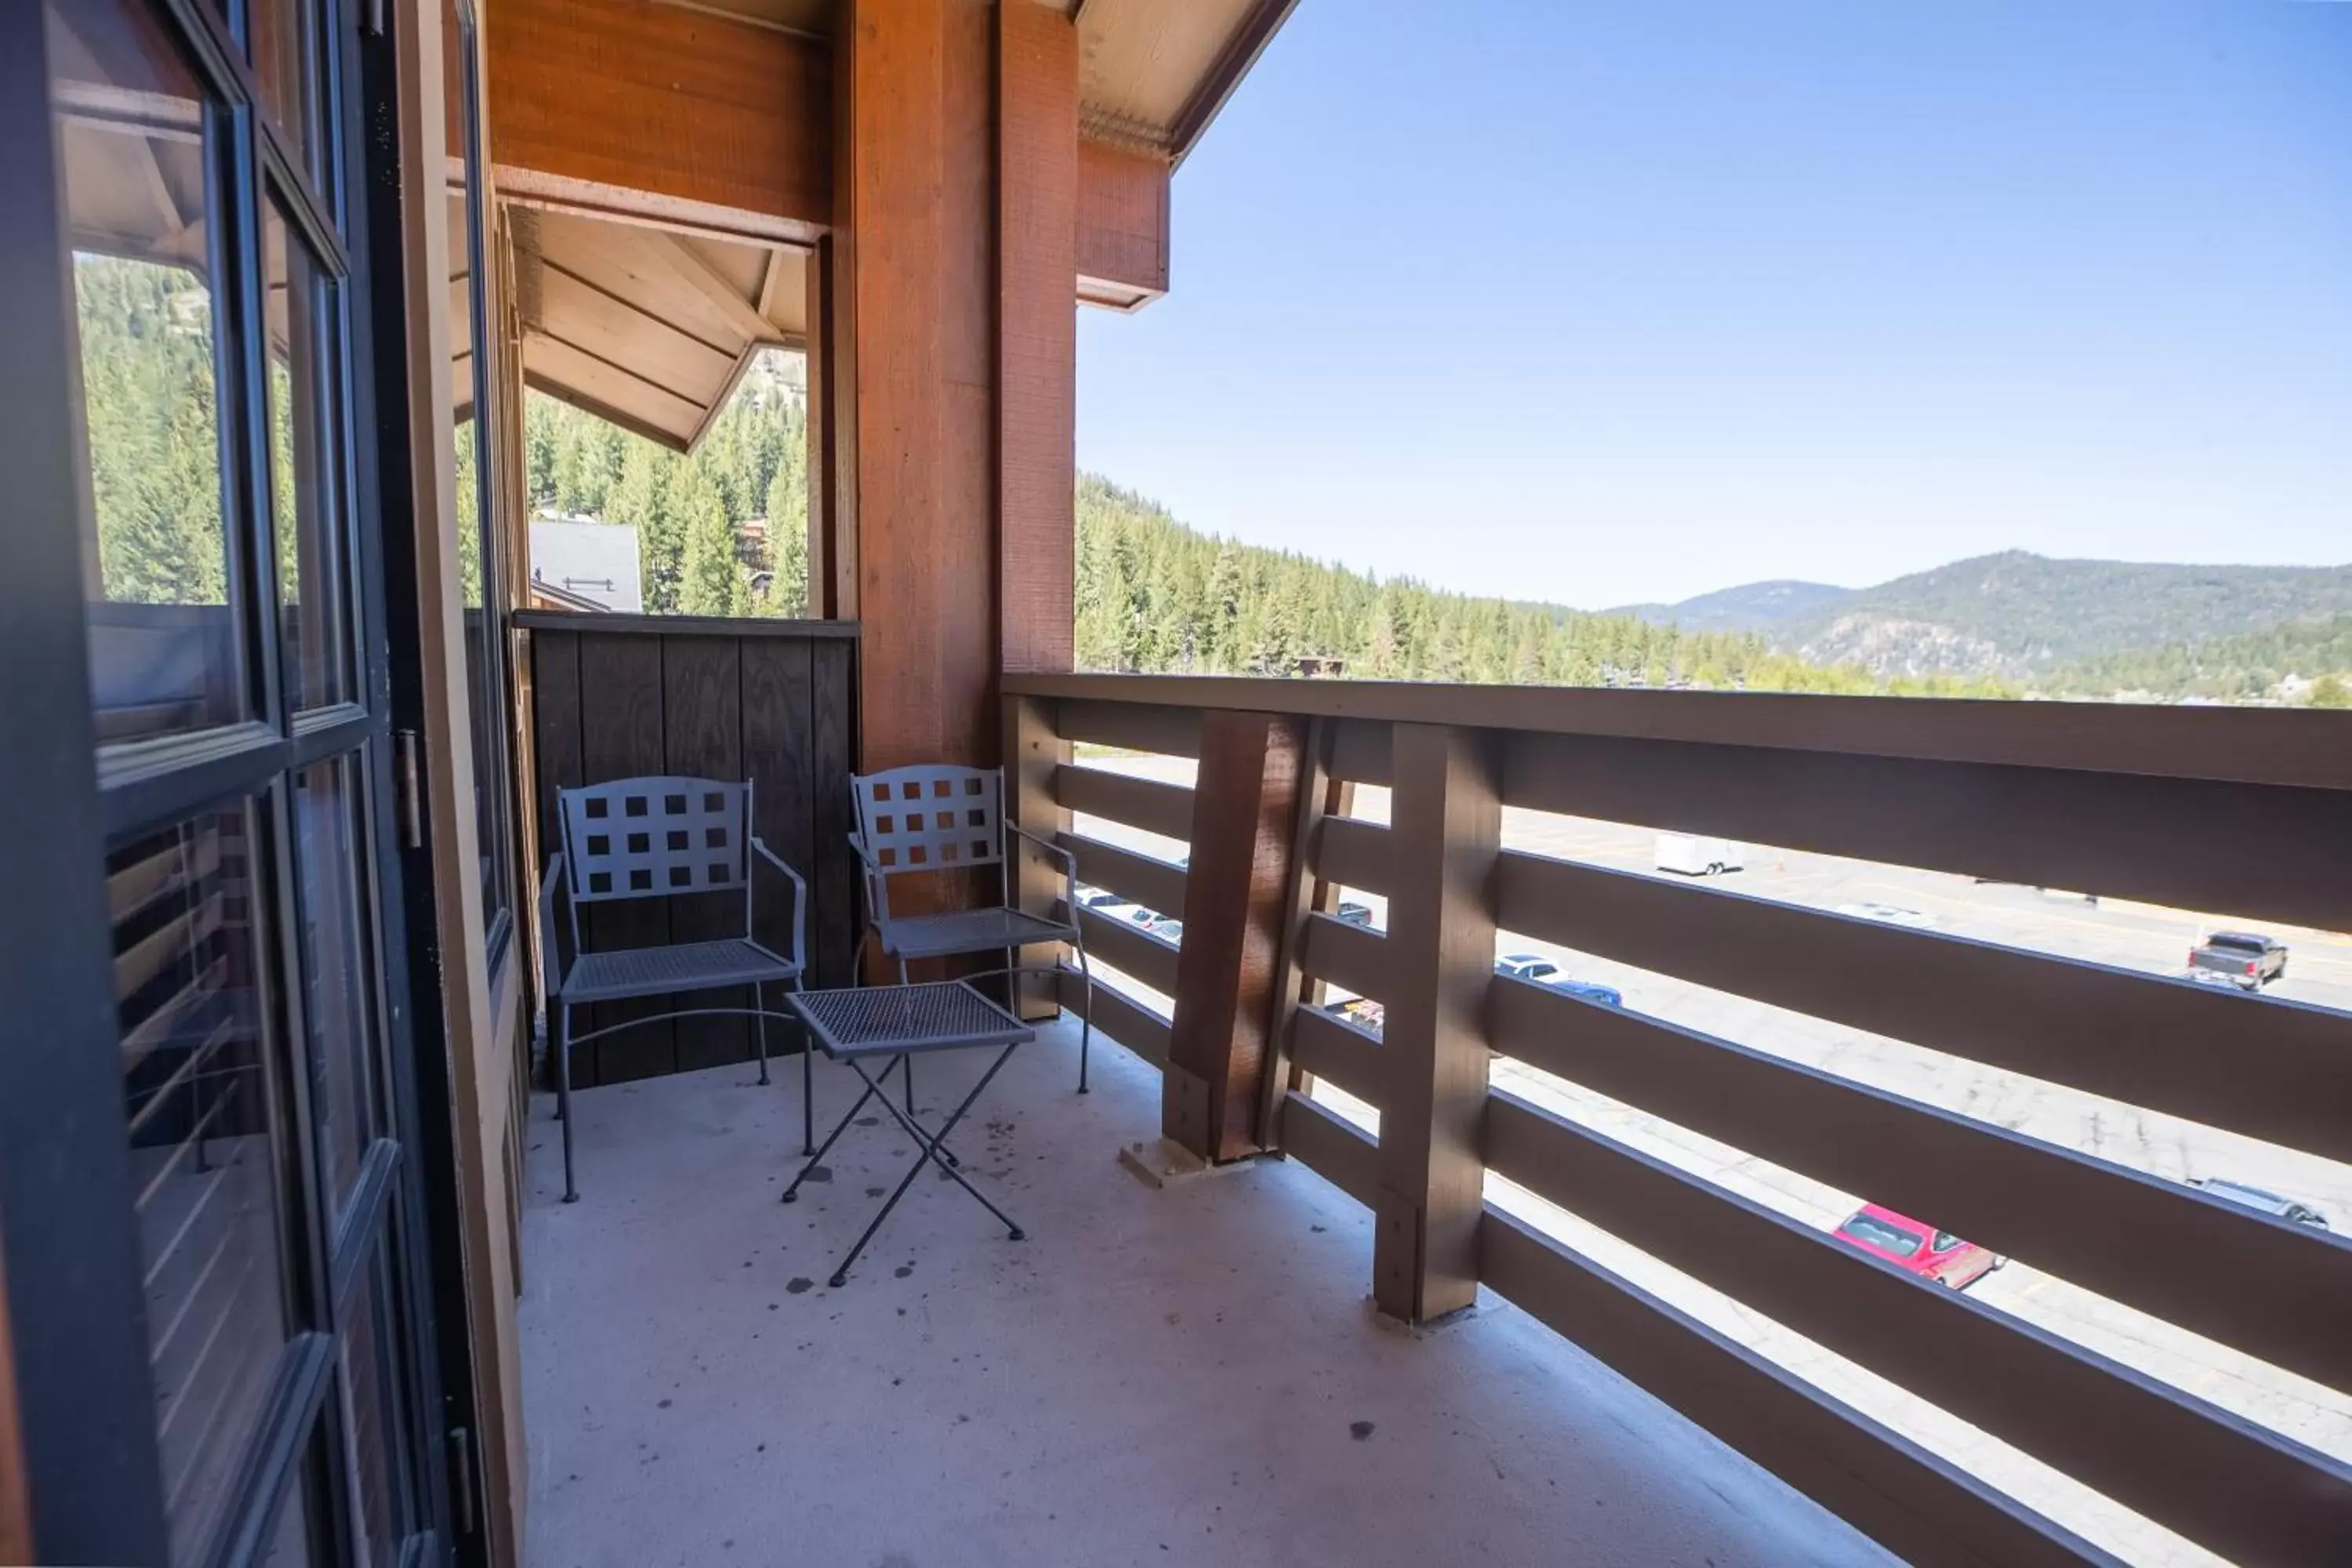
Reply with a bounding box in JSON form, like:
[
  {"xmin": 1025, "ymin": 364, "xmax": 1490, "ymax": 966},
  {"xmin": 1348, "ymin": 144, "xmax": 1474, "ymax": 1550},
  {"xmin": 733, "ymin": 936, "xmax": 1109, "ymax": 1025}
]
[
  {"xmin": 1076, "ymin": 137, "xmax": 1167, "ymax": 308},
  {"xmin": 488, "ymin": 0, "xmax": 829, "ymax": 245}
]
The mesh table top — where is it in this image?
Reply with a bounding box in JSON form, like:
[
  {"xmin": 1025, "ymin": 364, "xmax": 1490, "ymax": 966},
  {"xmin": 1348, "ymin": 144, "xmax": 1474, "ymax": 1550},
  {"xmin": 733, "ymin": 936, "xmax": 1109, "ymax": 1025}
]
[{"xmin": 787, "ymin": 981, "xmax": 1035, "ymax": 1059}]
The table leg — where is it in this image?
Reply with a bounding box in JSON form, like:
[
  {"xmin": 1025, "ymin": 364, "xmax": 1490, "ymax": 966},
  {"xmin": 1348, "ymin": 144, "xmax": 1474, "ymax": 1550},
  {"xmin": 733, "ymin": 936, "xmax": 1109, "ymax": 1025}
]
[
  {"xmin": 781, "ymin": 1055, "xmax": 894, "ymax": 1204},
  {"xmin": 825, "ymin": 1043, "xmax": 1025, "ymax": 1287}
]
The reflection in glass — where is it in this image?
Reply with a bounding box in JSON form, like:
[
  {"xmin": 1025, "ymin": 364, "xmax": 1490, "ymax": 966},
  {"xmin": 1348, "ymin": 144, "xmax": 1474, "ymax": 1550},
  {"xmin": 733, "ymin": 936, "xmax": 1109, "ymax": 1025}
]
[
  {"xmin": 249, "ymin": 0, "xmax": 314, "ymax": 174},
  {"xmin": 339, "ymin": 1246, "xmax": 411, "ymax": 1567},
  {"xmin": 266, "ymin": 206, "xmax": 350, "ymax": 710},
  {"xmin": 49, "ymin": 0, "xmax": 241, "ymax": 744},
  {"xmin": 112, "ymin": 804, "xmax": 293, "ymax": 1565},
  {"xmin": 448, "ymin": 0, "xmax": 514, "ymax": 939},
  {"xmin": 294, "ymin": 757, "xmax": 377, "ymax": 1210},
  {"xmin": 257, "ymin": 1434, "xmax": 325, "ymax": 1566}
]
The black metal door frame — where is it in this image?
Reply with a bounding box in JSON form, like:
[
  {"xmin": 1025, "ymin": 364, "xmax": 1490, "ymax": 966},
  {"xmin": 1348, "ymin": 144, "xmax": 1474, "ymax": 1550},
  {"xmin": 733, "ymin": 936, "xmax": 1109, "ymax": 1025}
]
[{"xmin": 0, "ymin": 0, "xmax": 479, "ymax": 1562}]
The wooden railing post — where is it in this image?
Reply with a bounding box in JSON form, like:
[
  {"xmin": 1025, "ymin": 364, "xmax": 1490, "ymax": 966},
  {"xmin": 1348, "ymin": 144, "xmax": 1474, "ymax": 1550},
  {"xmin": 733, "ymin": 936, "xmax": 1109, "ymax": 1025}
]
[
  {"xmin": 1257, "ymin": 719, "xmax": 1351, "ymax": 1147},
  {"xmin": 1164, "ymin": 711, "xmax": 1307, "ymax": 1162},
  {"xmin": 1002, "ymin": 692, "xmax": 1069, "ymax": 1020},
  {"xmin": 1374, "ymin": 724, "xmax": 1500, "ymax": 1324}
]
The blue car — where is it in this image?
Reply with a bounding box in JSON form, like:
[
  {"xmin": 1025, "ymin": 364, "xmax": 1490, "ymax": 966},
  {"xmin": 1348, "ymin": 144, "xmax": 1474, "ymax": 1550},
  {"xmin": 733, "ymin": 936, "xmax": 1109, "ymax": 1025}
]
[{"xmin": 1494, "ymin": 956, "xmax": 1622, "ymax": 1007}]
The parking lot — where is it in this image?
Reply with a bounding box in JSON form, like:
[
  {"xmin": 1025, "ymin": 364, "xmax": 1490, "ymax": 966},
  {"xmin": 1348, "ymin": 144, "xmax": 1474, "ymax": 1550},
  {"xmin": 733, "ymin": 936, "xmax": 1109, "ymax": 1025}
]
[{"xmin": 1071, "ymin": 750, "xmax": 2352, "ymax": 1566}]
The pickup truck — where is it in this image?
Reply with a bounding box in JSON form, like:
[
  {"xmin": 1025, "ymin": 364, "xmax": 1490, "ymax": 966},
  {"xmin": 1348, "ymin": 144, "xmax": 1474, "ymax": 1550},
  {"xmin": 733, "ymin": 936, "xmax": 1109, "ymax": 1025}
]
[{"xmin": 2188, "ymin": 931, "xmax": 2288, "ymax": 991}]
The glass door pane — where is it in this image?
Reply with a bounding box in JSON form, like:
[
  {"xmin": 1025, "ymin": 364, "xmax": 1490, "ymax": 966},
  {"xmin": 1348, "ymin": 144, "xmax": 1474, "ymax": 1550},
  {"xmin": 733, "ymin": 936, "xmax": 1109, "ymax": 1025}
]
[
  {"xmin": 50, "ymin": 0, "xmax": 245, "ymax": 746},
  {"xmin": 112, "ymin": 802, "xmax": 299, "ymax": 1564},
  {"xmin": 267, "ymin": 201, "xmax": 353, "ymax": 711},
  {"xmin": 293, "ymin": 755, "xmax": 379, "ymax": 1212}
]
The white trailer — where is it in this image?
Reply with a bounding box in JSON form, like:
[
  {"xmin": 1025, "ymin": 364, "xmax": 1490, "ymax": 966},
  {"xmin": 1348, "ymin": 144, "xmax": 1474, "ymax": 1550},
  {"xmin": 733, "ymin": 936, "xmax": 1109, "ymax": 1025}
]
[{"xmin": 1654, "ymin": 833, "xmax": 1745, "ymax": 876}]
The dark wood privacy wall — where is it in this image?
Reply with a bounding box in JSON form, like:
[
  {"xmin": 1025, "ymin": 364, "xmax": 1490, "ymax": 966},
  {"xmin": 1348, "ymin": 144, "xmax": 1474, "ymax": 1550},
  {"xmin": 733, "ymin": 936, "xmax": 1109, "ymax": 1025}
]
[{"xmin": 522, "ymin": 612, "xmax": 859, "ymax": 1086}]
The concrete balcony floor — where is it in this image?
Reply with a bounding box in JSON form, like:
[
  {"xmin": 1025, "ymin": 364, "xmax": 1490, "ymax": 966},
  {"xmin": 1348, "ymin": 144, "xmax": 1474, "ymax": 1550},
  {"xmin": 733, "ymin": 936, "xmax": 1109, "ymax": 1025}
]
[{"xmin": 518, "ymin": 1017, "xmax": 1889, "ymax": 1568}]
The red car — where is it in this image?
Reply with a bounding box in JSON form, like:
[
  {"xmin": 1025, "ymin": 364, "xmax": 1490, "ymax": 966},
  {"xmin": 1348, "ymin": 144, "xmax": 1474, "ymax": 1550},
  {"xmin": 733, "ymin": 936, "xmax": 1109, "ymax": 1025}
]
[{"xmin": 1833, "ymin": 1204, "xmax": 2004, "ymax": 1291}]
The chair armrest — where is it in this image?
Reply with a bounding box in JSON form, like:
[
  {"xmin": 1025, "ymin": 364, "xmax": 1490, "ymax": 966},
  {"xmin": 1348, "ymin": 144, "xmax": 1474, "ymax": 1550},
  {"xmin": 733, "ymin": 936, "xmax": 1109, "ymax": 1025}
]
[
  {"xmin": 848, "ymin": 832, "xmax": 893, "ymax": 928},
  {"xmin": 1007, "ymin": 822, "xmax": 1076, "ymax": 873},
  {"xmin": 750, "ymin": 838, "xmax": 808, "ymax": 972},
  {"xmin": 537, "ymin": 852, "xmax": 566, "ymax": 1006},
  {"xmin": 1005, "ymin": 823, "xmax": 1078, "ymax": 915}
]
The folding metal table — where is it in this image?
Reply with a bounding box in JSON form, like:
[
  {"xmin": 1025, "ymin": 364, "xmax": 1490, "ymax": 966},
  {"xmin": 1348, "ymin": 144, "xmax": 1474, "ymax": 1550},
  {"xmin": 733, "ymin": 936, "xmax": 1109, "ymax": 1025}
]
[{"xmin": 781, "ymin": 980, "xmax": 1035, "ymax": 1287}]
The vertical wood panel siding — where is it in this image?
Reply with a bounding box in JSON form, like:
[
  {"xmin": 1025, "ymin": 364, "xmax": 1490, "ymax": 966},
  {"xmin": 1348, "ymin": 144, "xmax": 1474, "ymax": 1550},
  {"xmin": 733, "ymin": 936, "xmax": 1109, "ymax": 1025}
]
[{"xmin": 524, "ymin": 614, "xmax": 858, "ymax": 1087}]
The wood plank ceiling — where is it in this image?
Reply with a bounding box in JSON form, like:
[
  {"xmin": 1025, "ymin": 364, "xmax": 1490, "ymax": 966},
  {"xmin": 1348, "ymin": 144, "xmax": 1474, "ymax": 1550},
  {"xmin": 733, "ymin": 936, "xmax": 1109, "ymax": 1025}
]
[{"xmin": 488, "ymin": 203, "xmax": 808, "ymax": 452}]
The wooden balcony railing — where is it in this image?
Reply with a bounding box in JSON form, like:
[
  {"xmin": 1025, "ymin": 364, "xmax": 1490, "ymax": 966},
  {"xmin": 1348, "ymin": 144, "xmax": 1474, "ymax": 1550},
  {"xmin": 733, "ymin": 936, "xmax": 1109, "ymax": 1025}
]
[{"xmin": 1001, "ymin": 671, "xmax": 2352, "ymax": 1567}]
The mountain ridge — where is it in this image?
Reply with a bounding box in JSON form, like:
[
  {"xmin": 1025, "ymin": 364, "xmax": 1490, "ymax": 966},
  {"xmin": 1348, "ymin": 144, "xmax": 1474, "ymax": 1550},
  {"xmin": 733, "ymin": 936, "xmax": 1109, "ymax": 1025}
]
[{"xmin": 1621, "ymin": 550, "xmax": 2352, "ymax": 682}]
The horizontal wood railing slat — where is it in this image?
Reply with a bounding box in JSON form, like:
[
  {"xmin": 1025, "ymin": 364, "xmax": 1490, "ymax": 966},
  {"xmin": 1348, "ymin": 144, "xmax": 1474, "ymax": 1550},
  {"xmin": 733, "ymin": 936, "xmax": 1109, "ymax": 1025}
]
[
  {"xmin": 1279, "ymin": 1091, "xmax": 1377, "ymax": 1205},
  {"xmin": 1494, "ymin": 849, "xmax": 2352, "ymax": 1166},
  {"xmin": 1328, "ymin": 717, "xmax": 1392, "ymax": 786},
  {"xmin": 1057, "ymin": 698, "xmax": 1201, "ymax": 759},
  {"xmin": 1310, "ymin": 815, "xmax": 1390, "ymax": 897},
  {"xmin": 1298, "ymin": 911, "xmax": 1389, "ymax": 1003},
  {"xmin": 1504, "ymin": 731, "xmax": 2352, "ymax": 934},
  {"xmin": 1051, "ymin": 764, "xmax": 1196, "ymax": 842},
  {"xmin": 998, "ymin": 671, "xmax": 2352, "ymax": 793},
  {"xmin": 1477, "ymin": 1210, "xmax": 2111, "ymax": 1568},
  {"xmin": 1072, "ymin": 900, "xmax": 1181, "ymax": 997},
  {"xmin": 1490, "ymin": 977, "xmax": 2352, "ymax": 1399},
  {"xmin": 1486, "ymin": 1091, "xmax": 2352, "ymax": 1563},
  {"xmin": 1060, "ymin": 832, "xmax": 1189, "ymax": 918},
  {"xmin": 1286, "ymin": 1003, "xmax": 1383, "ymax": 1107},
  {"xmin": 1060, "ymin": 968, "xmax": 1170, "ymax": 1068}
]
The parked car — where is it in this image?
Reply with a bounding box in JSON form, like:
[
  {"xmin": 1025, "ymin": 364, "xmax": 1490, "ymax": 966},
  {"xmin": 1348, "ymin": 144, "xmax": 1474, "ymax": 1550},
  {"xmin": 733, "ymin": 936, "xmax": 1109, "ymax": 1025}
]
[
  {"xmin": 1145, "ymin": 917, "xmax": 1184, "ymax": 942},
  {"xmin": 1335, "ymin": 901, "xmax": 1376, "ymax": 928},
  {"xmin": 1093, "ymin": 902, "xmax": 1163, "ymax": 935},
  {"xmin": 1654, "ymin": 833, "xmax": 1744, "ymax": 877},
  {"xmin": 2188, "ymin": 931, "xmax": 2287, "ymax": 991},
  {"xmin": 2190, "ymin": 1177, "xmax": 2330, "ymax": 1230},
  {"xmin": 1494, "ymin": 955, "xmax": 1623, "ymax": 1007},
  {"xmin": 1832, "ymin": 1205, "xmax": 2004, "ymax": 1290},
  {"xmin": 1323, "ymin": 996, "xmax": 1385, "ymax": 1032},
  {"xmin": 1837, "ymin": 902, "xmax": 1936, "ymax": 930},
  {"xmin": 1073, "ymin": 884, "xmax": 1122, "ymax": 911}
]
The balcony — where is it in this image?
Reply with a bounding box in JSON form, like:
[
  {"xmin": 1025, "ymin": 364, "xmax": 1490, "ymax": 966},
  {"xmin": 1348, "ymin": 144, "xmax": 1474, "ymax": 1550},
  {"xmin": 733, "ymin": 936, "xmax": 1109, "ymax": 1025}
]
[
  {"xmin": 518, "ymin": 1015, "xmax": 1888, "ymax": 1567},
  {"xmin": 515, "ymin": 669, "xmax": 2352, "ymax": 1566}
]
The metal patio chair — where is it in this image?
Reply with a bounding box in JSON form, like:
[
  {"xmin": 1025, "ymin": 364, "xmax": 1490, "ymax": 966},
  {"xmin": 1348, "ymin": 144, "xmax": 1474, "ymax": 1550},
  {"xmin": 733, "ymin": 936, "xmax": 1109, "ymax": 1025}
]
[
  {"xmin": 540, "ymin": 776, "xmax": 808, "ymax": 1203},
  {"xmin": 848, "ymin": 764, "xmax": 1095, "ymax": 1096}
]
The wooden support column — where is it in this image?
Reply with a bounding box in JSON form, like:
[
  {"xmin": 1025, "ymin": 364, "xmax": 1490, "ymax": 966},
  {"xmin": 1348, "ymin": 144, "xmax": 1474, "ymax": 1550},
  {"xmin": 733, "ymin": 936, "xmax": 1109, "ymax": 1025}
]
[
  {"xmin": 833, "ymin": 0, "xmax": 996, "ymax": 775},
  {"xmin": 1001, "ymin": 692, "xmax": 1070, "ymax": 1019},
  {"xmin": 0, "ymin": 1240, "xmax": 28, "ymax": 1567},
  {"xmin": 1165, "ymin": 712, "xmax": 1306, "ymax": 1162},
  {"xmin": 1374, "ymin": 724, "xmax": 1500, "ymax": 1324},
  {"xmin": 996, "ymin": 2, "xmax": 1078, "ymax": 677}
]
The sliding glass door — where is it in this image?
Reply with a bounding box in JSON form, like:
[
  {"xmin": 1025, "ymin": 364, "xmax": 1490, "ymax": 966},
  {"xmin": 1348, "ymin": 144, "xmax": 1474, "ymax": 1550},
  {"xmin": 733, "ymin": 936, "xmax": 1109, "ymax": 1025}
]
[{"xmin": 0, "ymin": 0, "xmax": 456, "ymax": 1563}]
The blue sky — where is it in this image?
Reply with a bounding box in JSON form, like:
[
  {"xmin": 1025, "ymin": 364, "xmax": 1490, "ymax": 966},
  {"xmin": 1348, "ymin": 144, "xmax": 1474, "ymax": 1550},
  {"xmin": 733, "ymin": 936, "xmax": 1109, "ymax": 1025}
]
[{"xmin": 1075, "ymin": 0, "xmax": 2352, "ymax": 610}]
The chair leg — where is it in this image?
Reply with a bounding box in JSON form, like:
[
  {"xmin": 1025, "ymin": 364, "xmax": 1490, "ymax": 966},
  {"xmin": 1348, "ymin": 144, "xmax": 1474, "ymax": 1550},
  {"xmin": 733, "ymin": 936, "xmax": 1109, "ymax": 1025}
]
[
  {"xmin": 753, "ymin": 979, "xmax": 771, "ymax": 1087},
  {"xmin": 557, "ymin": 1002, "xmax": 579, "ymax": 1203},
  {"xmin": 1076, "ymin": 940, "xmax": 1094, "ymax": 1094},
  {"xmin": 797, "ymin": 978, "xmax": 814, "ymax": 1156},
  {"xmin": 897, "ymin": 953, "xmax": 915, "ymax": 1116}
]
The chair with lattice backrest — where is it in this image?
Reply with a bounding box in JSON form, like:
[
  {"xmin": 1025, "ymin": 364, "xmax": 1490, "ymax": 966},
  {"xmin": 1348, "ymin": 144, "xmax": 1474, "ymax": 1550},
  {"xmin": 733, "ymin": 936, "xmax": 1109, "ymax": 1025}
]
[
  {"xmin": 538, "ymin": 776, "xmax": 809, "ymax": 1201},
  {"xmin": 848, "ymin": 764, "xmax": 1094, "ymax": 1094}
]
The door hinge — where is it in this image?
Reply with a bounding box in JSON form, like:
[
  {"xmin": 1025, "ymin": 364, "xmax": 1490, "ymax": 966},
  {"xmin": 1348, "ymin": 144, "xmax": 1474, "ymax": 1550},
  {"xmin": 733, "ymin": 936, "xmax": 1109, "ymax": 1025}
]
[
  {"xmin": 447, "ymin": 1425, "xmax": 478, "ymax": 1538},
  {"xmin": 362, "ymin": 0, "xmax": 386, "ymax": 35},
  {"xmin": 396, "ymin": 730, "xmax": 425, "ymax": 850}
]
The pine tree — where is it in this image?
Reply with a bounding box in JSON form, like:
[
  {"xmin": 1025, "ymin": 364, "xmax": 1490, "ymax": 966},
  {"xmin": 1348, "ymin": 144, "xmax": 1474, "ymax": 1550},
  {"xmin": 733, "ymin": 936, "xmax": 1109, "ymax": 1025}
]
[{"xmin": 674, "ymin": 468, "xmax": 743, "ymax": 616}]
